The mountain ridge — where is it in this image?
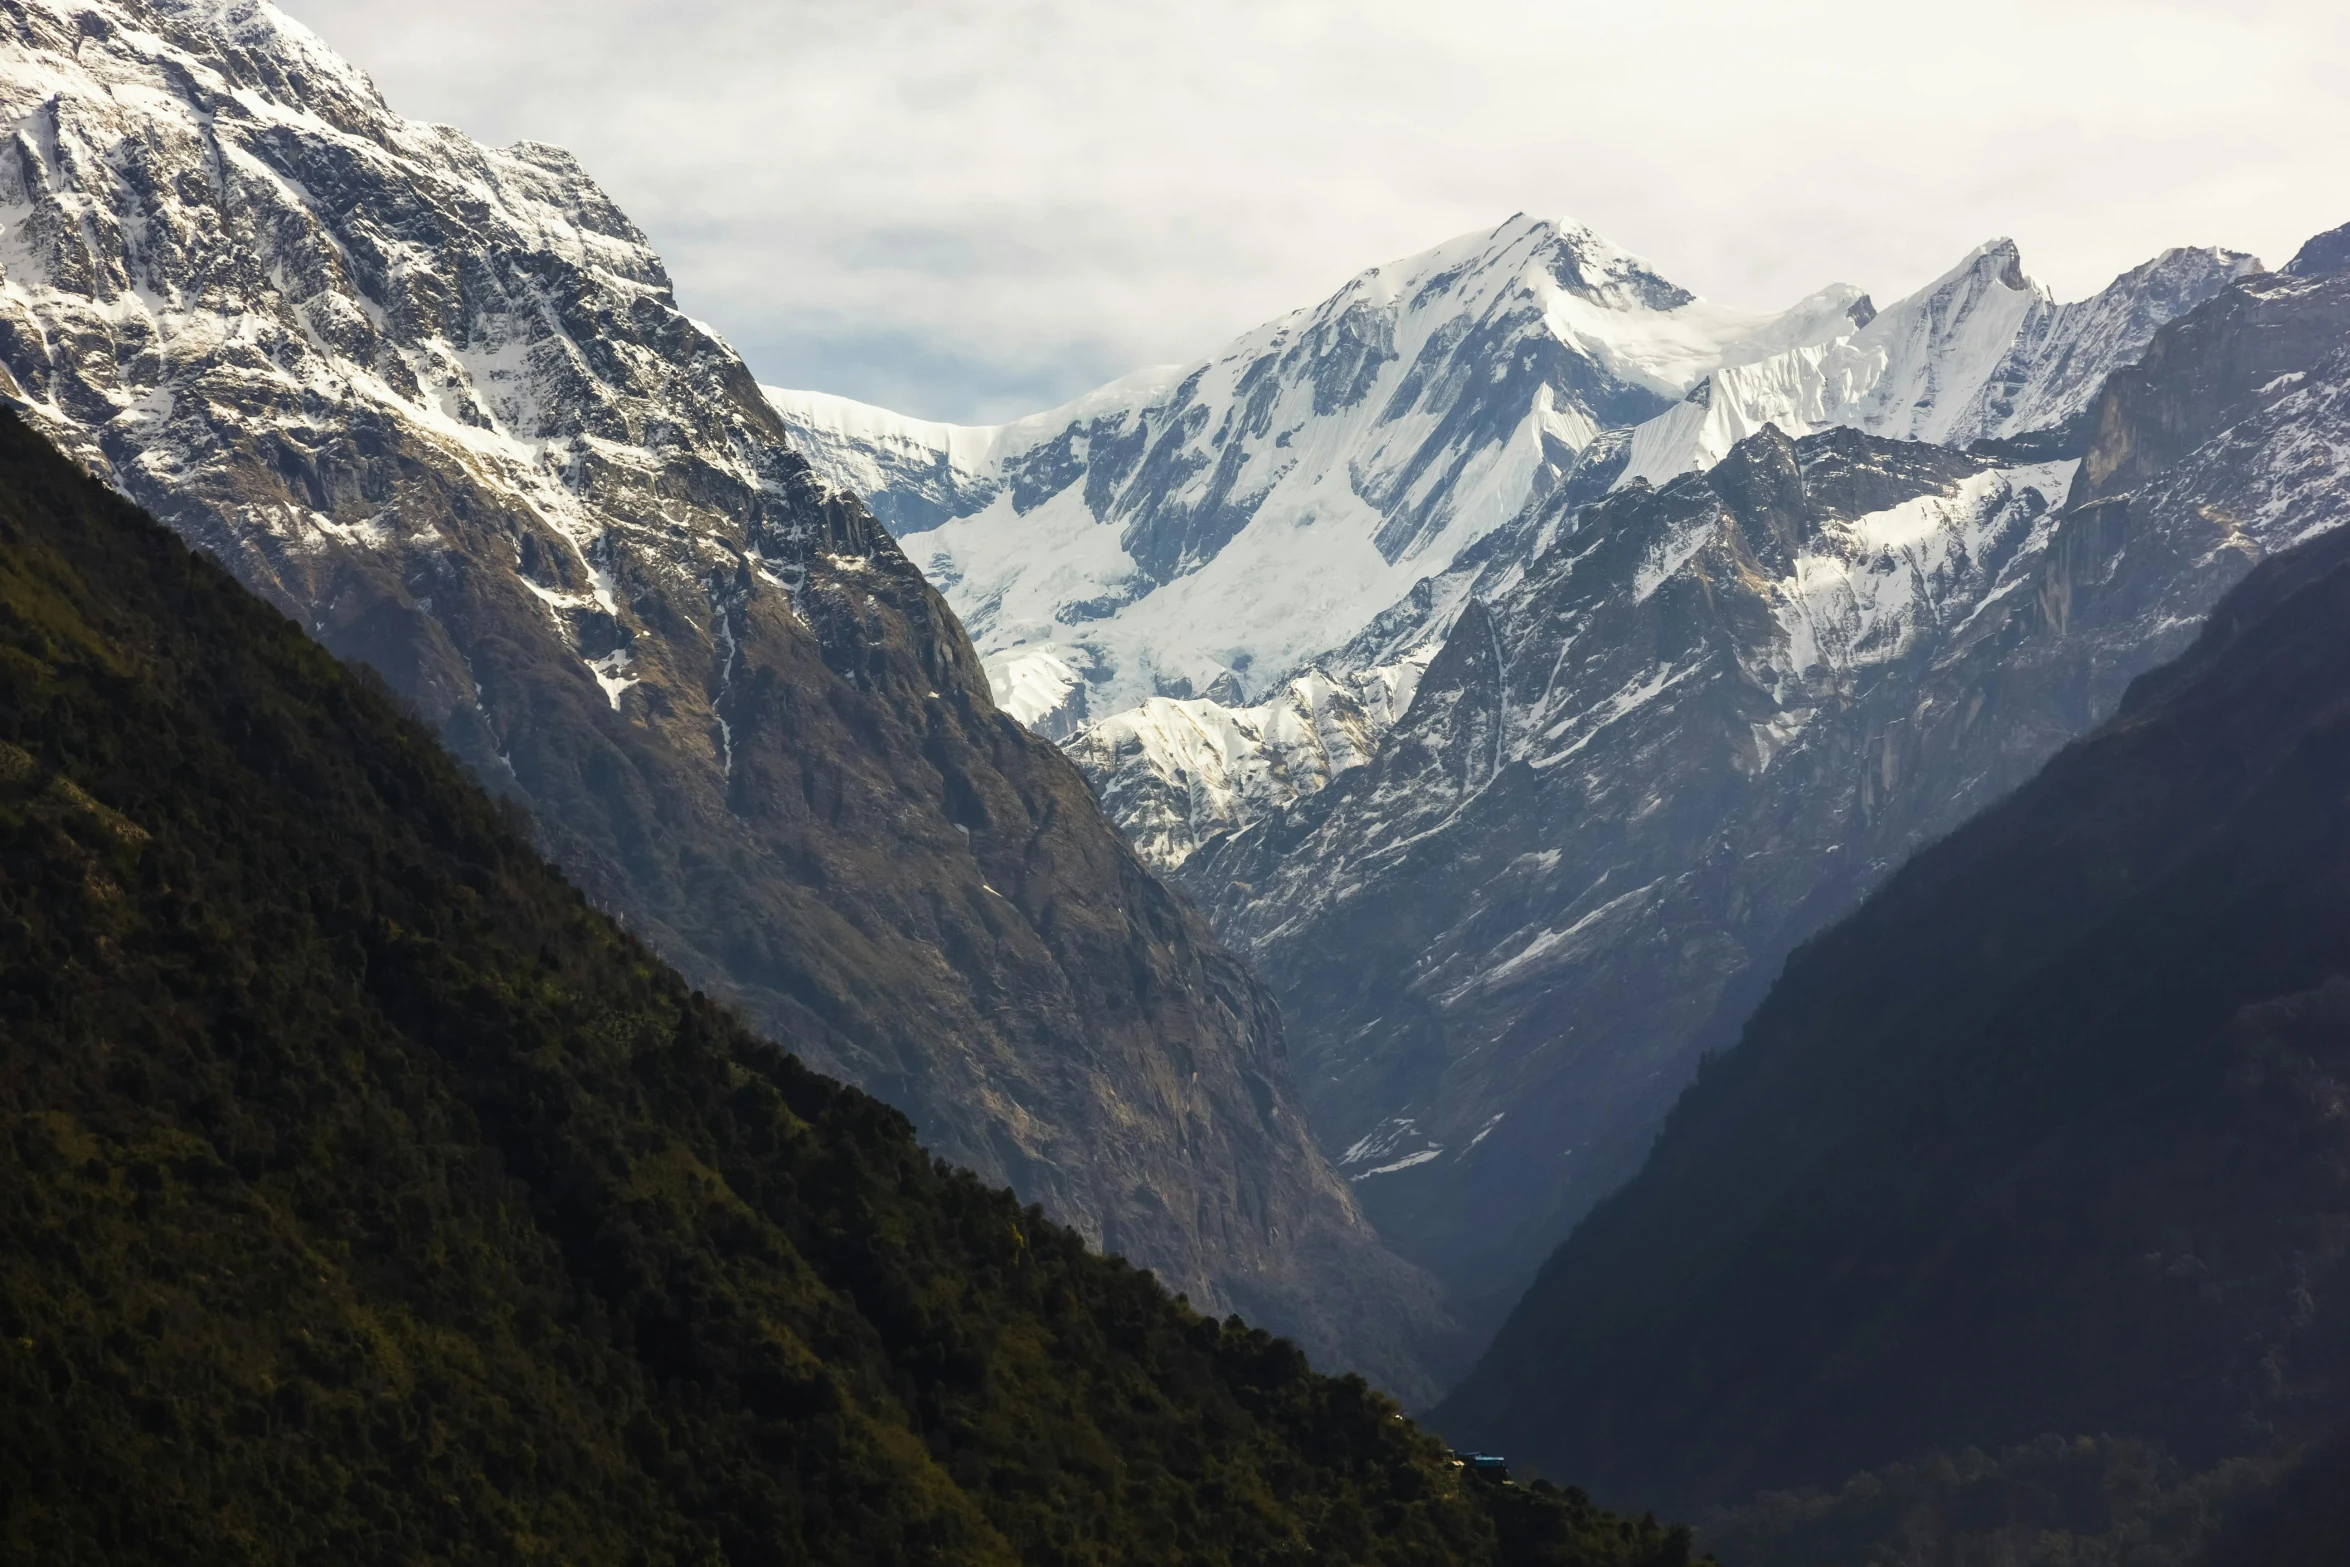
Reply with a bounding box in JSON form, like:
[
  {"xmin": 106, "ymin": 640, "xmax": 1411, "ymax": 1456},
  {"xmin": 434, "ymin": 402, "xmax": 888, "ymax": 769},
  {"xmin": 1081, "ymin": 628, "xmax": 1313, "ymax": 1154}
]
[
  {"xmin": 770, "ymin": 213, "xmax": 1871, "ymax": 736},
  {"xmin": 1614, "ymin": 239, "xmax": 2259, "ymax": 488},
  {"xmin": 1064, "ymin": 237, "xmax": 2254, "ymax": 881},
  {"xmin": 776, "ymin": 226, "xmax": 2250, "ymax": 760}
]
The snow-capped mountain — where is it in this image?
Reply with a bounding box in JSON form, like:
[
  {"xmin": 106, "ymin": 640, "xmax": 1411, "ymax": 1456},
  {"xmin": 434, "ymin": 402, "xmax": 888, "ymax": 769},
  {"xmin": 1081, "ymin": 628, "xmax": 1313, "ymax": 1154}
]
[
  {"xmin": 770, "ymin": 215, "xmax": 1871, "ymax": 736},
  {"xmin": 781, "ymin": 229, "xmax": 2251, "ymax": 889},
  {"xmin": 1173, "ymin": 434, "xmax": 2078, "ymax": 1300},
  {"xmin": 1174, "ymin": 248, "xmax": 2350, "ymax": 1313},
  {"xmin": 1056, "ymin": 238, "xmax": 2253, "ymax": 877},
  {"xmin": 1613, "ymin": 239, "xmax": 2258, "ymax": 487},
  {"xmin": 0, "ymin": 0, "xmax": 1456, "ymax": 1399},
  {"xmin": 777, "ymin": 232, "xmax": 2246, "ymax": 756}
]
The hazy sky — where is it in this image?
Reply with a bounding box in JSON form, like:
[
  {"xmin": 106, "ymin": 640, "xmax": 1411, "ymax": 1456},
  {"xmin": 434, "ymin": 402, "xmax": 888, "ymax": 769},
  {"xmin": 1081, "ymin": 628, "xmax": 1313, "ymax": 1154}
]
[{"xmin": 285, "ymin": 0, "xmax": 2350, "ymax": 424}]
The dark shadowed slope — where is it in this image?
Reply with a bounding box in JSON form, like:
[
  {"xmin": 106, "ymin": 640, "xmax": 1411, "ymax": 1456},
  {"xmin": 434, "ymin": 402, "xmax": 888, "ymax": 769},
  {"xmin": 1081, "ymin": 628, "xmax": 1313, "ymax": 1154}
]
[
  {"xmin": 0, "ymin": 407, "xmax": 1696, "ymax": 1565},
  {"xmin": 1437, "ymin": 443, "xmax": 2350, "ymax": 1514}
]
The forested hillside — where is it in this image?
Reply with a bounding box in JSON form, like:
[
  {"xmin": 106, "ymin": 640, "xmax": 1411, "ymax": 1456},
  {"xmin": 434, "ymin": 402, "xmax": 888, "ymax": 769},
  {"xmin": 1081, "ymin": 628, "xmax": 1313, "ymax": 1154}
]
[{"xmin": 0, "ymin": 407, "xmax": 1687, "ymax": 1566}]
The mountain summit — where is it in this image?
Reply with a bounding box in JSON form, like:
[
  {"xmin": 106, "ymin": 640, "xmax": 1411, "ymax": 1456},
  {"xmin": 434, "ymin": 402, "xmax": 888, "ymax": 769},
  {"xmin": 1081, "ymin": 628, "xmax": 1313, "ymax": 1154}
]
[
  {"xmin": 772, "ymin": 224, "xmax": 2250, "ymax": 756},
  {"xmin": 770, "ymin": 215, "xmax": 1870, "ymax": 735}
]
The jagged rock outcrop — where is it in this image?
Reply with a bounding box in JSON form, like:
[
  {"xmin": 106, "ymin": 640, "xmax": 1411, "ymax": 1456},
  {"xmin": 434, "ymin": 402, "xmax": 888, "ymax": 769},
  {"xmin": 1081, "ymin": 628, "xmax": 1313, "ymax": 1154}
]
[{"xmin": 0, "ymin": 0, "xmax": 1455, "ymax": 1398}]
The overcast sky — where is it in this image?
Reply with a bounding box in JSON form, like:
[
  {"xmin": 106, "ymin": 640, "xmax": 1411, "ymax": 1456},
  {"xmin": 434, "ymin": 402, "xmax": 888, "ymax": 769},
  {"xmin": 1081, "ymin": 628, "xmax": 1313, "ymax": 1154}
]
[{"xmin": 284, "ymin": 0, "xmax": 2350, "ymax": 425}]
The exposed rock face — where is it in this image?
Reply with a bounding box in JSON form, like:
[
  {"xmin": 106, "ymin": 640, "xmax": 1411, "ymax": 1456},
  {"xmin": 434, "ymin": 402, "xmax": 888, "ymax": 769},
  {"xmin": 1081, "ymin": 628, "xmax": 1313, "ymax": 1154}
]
[
  {"xmin": 2075, "ymin": 267, "xmax": 2350, "ymax": 506},
  {"xmin": 1437, "ymin": 313, "xmax": 2350, "ymax": 1507},
  {"xmin": 0, "ymin": 0, "xmax": 1454, "ymax": 1399},
  {"xmin": 1180, "ymin": 258, "xmax": 2350, "ymax": 1319},
  {"xmin": 771, "ymin": 217, "xmax": 1871, "ymax": 735}
]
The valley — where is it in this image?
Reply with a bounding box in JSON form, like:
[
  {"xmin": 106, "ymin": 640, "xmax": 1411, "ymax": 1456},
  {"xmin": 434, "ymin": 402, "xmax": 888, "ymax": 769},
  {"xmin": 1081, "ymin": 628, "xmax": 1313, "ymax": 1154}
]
[{"xmin": 4, "ymin": 1, "xmax": 2350, "ymax": 1562}]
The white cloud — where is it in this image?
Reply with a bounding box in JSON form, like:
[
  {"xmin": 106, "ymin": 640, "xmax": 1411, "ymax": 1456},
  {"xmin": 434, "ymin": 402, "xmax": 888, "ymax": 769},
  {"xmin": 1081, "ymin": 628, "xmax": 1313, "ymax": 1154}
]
[{"xmin": 284, "ymin": 0, "xmax": 2350, "ymax": 422}]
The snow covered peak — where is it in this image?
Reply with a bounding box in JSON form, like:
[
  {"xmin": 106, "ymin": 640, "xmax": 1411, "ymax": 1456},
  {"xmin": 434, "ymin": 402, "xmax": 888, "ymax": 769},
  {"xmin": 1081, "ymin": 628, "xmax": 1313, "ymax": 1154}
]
[
  {"xmin": 83, "ymin": 0, "xmax": 466, "ymax": 167},
  {"xmin": 774, "ymin": 214, "xmax": 1865, "ymax": 734},
  {"xmin": 1614, "ymin": 238, "xmax": 2259, "ymax": 488},
  {"xmin": 0, "ymin": 0, "xmax": 840, "ymax": 728},
  {"xmin": 1514, "ymin": 215, "xmax": 1696, "ymax": 311},
  {"xmin": 143, "ymin": 0, "xmax": 385, "ymax": 102},
  {"xmin": 775, "ymin": 218, "xmax": 2250, "ymax": 757},
  {"xmin": 1362, "ymin": 214, "xmax": 1867, "ymax": 398},
  {"xmin": 1837, "ymin": 237, "xmax": 2052, "ymax": 443}
]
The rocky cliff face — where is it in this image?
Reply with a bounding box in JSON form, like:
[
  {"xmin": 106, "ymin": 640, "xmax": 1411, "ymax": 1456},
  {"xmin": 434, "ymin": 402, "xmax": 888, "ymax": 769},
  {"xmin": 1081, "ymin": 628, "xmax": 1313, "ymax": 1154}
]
[
  {"xmin": 0, "ymin": 0, "xmax": 1454, "ymax": 1398},
  {"xmin": 1178, "ymin": 252, "xmax": 2350, "ymax": 1317}
]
